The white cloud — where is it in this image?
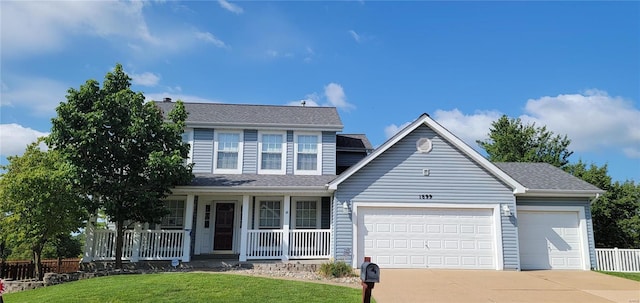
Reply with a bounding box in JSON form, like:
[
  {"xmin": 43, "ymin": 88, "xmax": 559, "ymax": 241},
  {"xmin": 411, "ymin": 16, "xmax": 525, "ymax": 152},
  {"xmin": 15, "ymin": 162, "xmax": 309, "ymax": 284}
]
[
  {"xmin": 144, "ymin": 93, "xmax": 220, "ymax": 104},
  {"xmin": 288, "ymin": 84, "xmax": 355, "ymax": 110},
  {"xmin": 0, "ymin": 124, "xmax": 49, "ymax": 157},
  {"xmin": 433, "ymin": 109, "xmax": 503, "ymax": 147},
  {"xmin": 130, "ymin": 72, "xmax": 160, "ymax": 87},
  {"xmin": 324, "ymin": 83, "xmax": 355, "ymax": 110},
  {"xmin": 520, "ymin": 90, "xmax": 640, "ymax": 157},
  {"xmin": 218, "ymin": 0, "xmax": 244, "ymax": 14},
  {"xmin": 384, "ymin": 122, "xmax": 412, "ymax": 139},
  {"xmin": 348, "ymin": 30, "xmax": 361, "ymax": 43},
  {"xmin": 382, "ymin": 90, "xmax": 640, "ymax": 160},
  {"xmin": 0, "ymin": 76, "xmax": 68, "ymax": 115},
  {"xmin": 1, "ymin": 1, "xmax": 225, "ymax": 58},
  {"xmin": 195, "ymin": 32, "xmax": 227, "ymax": 49}
]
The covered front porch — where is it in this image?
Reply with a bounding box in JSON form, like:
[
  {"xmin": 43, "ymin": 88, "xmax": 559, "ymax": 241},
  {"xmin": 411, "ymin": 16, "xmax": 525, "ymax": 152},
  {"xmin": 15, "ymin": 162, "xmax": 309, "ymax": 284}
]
[{"xmin": 81, "ymin": 193, "xmax": 335, "ymax": 263}]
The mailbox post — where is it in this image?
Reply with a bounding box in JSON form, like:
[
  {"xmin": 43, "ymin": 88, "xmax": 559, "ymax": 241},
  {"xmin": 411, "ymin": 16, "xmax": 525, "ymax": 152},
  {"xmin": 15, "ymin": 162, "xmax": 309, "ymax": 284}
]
[{"xmin": 360, "ymin": 257, "xmax": 380, "ymax": 303}]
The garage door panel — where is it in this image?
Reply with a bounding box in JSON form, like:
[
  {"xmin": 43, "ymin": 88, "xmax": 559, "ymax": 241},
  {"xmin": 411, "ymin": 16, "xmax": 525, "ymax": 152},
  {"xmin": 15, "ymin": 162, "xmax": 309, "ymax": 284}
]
[
  {"xmin": 359, "ymin": 207, "xmax": 496, "ymax": 269},
  {"xmin": 518, "ymin": 210, "xmax": 584, "ymax": 270},
  {"xmin": 394, "ymin": 224, "xmax": 407, "ymax": 232}
]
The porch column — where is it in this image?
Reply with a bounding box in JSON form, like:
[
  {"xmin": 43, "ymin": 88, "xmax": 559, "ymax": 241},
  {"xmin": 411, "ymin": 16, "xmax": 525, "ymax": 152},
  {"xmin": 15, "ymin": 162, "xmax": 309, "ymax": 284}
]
[
  {"xmin": 239, "ymin": 195, "xmax": 250, "ymax": 262},
  {"xmin": 182, "ymin": 194, "xmax": 195, "ymax": 262},
  {"xmin": 81, "ymin": 215, "xmax": 97, "ymax": 263},
  {"xmin": 282, "ymin": 195, "xmax": 291, "ymax": 261}
]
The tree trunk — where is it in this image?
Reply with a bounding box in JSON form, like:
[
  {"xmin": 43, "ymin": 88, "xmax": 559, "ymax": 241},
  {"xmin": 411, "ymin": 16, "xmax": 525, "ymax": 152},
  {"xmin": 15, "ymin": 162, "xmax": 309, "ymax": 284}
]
[
  {"xmin": 33, "ymin": 248, "xmax": 43, "ymax": 281},
  {"xmin": 115, "ymin": 219, "xmax": 124, "ymax": 269}
]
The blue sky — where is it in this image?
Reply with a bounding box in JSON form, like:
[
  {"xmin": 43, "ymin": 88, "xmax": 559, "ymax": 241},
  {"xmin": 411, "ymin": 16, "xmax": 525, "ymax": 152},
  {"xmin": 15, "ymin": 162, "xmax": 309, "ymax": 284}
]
[{"xmin": 1, "ymin": 1, "xmax": 639, "ymax": 182}]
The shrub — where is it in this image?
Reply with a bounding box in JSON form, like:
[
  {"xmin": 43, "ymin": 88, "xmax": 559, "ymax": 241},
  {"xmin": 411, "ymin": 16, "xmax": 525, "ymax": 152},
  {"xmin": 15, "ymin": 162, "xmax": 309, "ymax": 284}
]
[{"xmin": 318, "ymin": 261, "xmax": 355, "ymax": 278}]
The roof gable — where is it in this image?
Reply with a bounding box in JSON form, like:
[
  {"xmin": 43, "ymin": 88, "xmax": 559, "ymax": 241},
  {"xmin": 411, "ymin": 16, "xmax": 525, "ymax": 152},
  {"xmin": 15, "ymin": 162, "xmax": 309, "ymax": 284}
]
[
  {"xmin": 329, "ymin": 114, "xmax": 526, "ymax": 193},
  {"xmin": 154, "ymin": 101, "xmax": 343, "ymax": 131}
]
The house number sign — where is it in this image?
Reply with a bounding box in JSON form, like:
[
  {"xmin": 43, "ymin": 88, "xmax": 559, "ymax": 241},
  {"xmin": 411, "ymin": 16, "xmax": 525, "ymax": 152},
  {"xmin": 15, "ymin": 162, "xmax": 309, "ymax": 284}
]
[{"xmin": 418, "ymin": 194, "xmax": 433, "ymax": 200}]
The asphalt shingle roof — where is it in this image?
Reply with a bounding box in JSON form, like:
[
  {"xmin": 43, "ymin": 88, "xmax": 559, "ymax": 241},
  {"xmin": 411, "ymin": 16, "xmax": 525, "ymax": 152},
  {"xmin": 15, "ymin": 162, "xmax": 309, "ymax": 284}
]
[
  {"xmin": 337, "ymin": 134, "xmax": 373, "ymax": 151},
  {"xmin": 494, "ymin": 162, "xmax": 602, "ymax": 191},
  {"xmin": 154, "ymin": 101, "xmax": 343, "ymax": 129},
  {"xmin": 190, "ymin": 174, "xmax": 337, "ymax": 187}
]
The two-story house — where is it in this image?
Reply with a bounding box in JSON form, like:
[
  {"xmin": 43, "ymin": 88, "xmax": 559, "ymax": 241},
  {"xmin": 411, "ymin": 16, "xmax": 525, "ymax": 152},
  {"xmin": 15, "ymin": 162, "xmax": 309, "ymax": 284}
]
[
  {"xmin": 83, "ymin": 100, "xmax": 602, "ymax": 271},
  {"xmin": 84, "ymin": 100, "xmax": 372, "ymax": 263}
]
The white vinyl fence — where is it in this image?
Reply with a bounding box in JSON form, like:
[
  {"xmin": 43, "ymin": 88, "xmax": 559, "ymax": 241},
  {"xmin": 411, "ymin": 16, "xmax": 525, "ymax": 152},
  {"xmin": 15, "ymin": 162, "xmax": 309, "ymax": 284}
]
[{"xmin": 595, "ymin": 248, "xmax": 640, "ymax": 272}]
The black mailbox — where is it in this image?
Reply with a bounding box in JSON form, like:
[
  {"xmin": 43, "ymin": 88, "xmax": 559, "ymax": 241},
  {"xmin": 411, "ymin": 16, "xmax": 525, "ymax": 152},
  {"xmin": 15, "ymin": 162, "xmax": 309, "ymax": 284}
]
[{"xmin": 360, "ymin": 262, "xmax": 380, "ymax": 283}]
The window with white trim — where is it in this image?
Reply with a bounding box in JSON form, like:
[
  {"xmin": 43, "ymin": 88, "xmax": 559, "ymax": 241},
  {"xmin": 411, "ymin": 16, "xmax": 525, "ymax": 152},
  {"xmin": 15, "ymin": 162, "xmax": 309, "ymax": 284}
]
[
  {"xmin": 295, "ymin": 200, "xmax": 318, "ymax": 229},
  {"xmin": 258, "ymin": 132, "xmax": 285, "ymax": 174},
  {"xmin": 161, "ymin": 200, "xmax": 185, "ymax": 228},
  {"xmin": 214, "ymin": 131, "xmax": 242, "ymax": 173},
  {"xmin": 258, "ymin": 200, "xmax": 281, "ymax": 229},
  {"xmin": 181, "ymin": 128, "xmax": 193, "ymax": 165},
  {"xmin": 294, "ymin": 133, "xmax": 321, "ymax": 175}
]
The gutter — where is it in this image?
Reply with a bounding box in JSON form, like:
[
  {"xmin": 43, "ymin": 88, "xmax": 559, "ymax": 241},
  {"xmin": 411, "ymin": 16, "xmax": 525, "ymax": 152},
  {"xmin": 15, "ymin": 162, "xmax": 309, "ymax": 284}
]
[{"xmin": 515, "ymin": 189, "xmax": 605, "ymax": 198}]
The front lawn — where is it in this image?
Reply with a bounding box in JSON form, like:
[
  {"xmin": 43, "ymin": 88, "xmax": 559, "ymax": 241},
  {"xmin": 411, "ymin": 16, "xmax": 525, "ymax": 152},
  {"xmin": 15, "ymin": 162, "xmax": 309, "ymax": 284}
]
[
  {"xmin": 3, "ymin": 273, "xmax": 364, "ymax": 303},
  {"xmin": 598, "ymin": 271, "xmax": 640, "ymax": 282}
]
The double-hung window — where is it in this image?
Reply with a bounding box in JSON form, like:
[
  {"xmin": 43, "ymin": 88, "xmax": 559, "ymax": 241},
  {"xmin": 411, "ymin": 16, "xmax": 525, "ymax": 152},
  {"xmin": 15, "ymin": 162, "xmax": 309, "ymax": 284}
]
[
  {"xmin": 181, "ymin": 128, "xmax": 193, "ymax": 165},
  {"xmin": 258, "ymin": 200, "xmax": 281, "ymax": 229},
  {"xmin": 215, "ymin": 131, "xmax": 242, "ymax": 173},
  {"xmin": 294, "ymin": 200, "xmax": 318, "ymax": 229},
  {"xmin": 295, "ymin": 133, "xmax": 321, "ymax": 175},
  {"xmin": 259, "ymin": 132, "xmax": 285, "ymax": 174},
  {"xmin": 161, "ymin": 199, "xmax": 185, "ymax": 229}
]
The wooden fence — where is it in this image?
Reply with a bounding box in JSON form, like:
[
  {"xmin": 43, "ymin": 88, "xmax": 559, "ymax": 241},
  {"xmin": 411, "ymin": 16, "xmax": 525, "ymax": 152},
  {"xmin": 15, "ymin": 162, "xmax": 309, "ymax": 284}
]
[{"xmin": 0, "ymin": 258, "xmax": 80, "ymax": 280}]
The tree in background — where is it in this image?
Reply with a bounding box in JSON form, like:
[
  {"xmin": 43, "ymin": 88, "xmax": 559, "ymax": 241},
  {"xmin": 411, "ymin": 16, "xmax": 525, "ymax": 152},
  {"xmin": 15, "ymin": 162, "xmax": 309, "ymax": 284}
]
[
  {"xmin": 477, "ymin": 115, "xmax": 573, "ymax": 168},
  {"xmin": 0, "ymin": 139, "xmax": 88, "ymax": 280},
  {"xmin": 566, "ymin": 161, "xmax": 640, "ymax": 248},
  {"xmin": 479, "ymin": 115, "xmax": 640, "ymax": 249},
  {"xmin": 47, "ymin": 64, "xmax": 193, "ymax": 268}
]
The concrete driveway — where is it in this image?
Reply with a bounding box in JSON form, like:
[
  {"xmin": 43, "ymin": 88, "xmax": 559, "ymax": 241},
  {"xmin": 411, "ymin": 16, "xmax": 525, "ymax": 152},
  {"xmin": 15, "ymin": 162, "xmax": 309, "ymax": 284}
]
[{"xmin": 372, "ymin": 270, "xmax": 640, "ymax": 303}]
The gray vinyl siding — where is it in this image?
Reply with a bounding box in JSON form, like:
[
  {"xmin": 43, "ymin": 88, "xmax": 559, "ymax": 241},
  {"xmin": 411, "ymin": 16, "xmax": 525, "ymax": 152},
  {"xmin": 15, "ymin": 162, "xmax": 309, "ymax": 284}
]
[
  {"xmin": 516, "ymin": 197, "xmax": 596, "ymax": 269},
  {"xmin": 286, "ymin": 131, "xmax": 294, "ymax": 175},
  {"xmin": 333, "ymin": 197, "xmax": 354, "ymax": 263},
  {"xmin": 322, "ymin": 132, "xmax": 336, "ymax": 175},
  {"xmin": 334, "ymin": 125, "xmax": 517, "ymax": 268},
  {"xmin": 192, "ymin": 129, "xmax": 214, "ymax": 173},
  {"xmin": 243, "ymin": 130, "xmax": 258, "ymax": 174}
]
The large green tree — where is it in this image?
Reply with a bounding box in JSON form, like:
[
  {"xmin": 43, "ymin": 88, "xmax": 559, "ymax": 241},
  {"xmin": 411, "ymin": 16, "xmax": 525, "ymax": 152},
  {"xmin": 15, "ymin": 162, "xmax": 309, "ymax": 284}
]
[
  {"xmin": 0, "ymin": 139, "xmax": 89, "ymax": 279},
  {"xmin": 566, "ymin": 161, "xmax": 640, "ymax": 248},
  {"xmin": 47, "ymin": 64, "xmax": 193, "ymax": 268},
  {"xmin": 477, "ymin": 115, "xmax": 573, "ymax": 168}
]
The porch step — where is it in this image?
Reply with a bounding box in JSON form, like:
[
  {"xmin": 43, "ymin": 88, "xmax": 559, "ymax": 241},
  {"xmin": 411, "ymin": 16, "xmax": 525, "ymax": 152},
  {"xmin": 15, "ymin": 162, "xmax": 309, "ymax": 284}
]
[{"xmin": 191, "ymin": 254, "xmax": 239, "ymax": 260}]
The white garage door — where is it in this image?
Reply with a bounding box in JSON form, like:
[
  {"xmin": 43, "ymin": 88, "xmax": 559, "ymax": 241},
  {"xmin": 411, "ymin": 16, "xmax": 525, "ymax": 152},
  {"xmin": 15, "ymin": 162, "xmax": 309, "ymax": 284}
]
[
  {"xmin": 518, "ymin": 211, "xmax": 584, "ymax": 270},
  {"xmin": 359, "ymin": 207, "xmax": 496, "ymax": 269}
]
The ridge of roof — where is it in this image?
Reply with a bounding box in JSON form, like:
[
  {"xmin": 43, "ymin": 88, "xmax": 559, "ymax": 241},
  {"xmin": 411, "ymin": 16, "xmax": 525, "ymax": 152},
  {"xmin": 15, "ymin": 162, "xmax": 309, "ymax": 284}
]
[{"xmin": 154, "ymin": 101, "xmax": 343, "ymax": 130}]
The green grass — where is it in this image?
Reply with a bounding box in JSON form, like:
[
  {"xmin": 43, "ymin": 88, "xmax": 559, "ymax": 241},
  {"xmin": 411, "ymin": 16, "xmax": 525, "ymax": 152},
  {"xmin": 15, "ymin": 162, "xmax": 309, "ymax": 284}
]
[
  {"xmin": 3, "ymin": 273, "xmax": 364, "ymax": 303},
  {"xmin": 598, "ymin": 271, "xmax": 640, "ymax": 282}
]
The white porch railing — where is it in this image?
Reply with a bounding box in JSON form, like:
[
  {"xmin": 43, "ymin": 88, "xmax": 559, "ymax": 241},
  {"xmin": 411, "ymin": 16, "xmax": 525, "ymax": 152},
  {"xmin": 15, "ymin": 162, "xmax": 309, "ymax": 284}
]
[
  {"xmin": 289, "ymin": 230, "xmax": 331, "ymax": 258},
  {"xmin": 595, "ymin": 248, "xmax": 640, "ymax": 272},
  {"xmin": 91, "ymin": 229, "xmax": 185, "ymax": 261},
  {"xmin": 246, "ymin": 229, "xmax": 331, "ymax": 260}
]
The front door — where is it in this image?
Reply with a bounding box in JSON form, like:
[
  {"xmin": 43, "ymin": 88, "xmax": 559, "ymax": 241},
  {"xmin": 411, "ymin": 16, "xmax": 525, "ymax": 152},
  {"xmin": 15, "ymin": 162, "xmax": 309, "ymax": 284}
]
[{"xmin": 213, "ymin": 203, "xmax": 235, "ymax": 251}]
